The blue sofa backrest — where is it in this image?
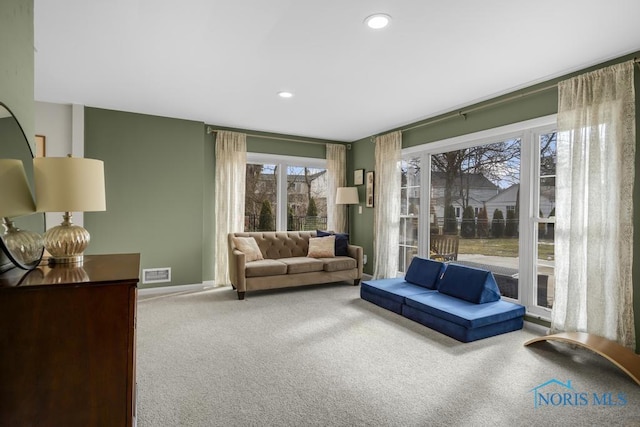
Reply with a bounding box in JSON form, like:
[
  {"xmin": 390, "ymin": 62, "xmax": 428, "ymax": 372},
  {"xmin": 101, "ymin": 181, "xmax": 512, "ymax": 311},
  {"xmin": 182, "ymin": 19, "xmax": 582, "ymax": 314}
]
[
  {"xmin": 404, "ymin": 257, "xmax": 446, "ymax": 289},
  {"xmin": 437, "ymin": 264, "xmax": 501, "ymax": 304}
]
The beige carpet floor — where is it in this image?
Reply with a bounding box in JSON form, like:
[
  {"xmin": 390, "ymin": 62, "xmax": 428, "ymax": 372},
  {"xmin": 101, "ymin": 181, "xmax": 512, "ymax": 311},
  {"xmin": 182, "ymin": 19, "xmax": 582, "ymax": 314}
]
[{"xmin": 136, "ymin": 283, "xmax": 640, "ymax": 426}]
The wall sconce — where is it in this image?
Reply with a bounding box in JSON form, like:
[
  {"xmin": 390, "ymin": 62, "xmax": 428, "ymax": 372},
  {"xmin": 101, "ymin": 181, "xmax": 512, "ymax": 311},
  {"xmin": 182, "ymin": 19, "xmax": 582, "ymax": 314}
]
[
  {"xmin": 0, "ymin": 159, "xmax": 44, "ymax": 266},
  {"xmin": 34, "ymin": 157, "xmax": 106, "ymax": 265}
]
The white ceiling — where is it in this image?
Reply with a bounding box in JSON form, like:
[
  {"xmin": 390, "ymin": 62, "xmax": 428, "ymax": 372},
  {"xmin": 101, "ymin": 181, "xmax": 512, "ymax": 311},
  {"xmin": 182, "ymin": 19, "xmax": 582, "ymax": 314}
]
[{"xmin": 34, "ymin": 0, "xmax": 640, "ymax": 142}]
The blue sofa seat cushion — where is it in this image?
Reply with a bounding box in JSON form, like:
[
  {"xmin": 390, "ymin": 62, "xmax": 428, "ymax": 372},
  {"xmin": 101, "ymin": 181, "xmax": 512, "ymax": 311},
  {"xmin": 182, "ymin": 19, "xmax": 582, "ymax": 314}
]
[
  {"xmin": 404, "ymin": 257, "xmax": 446, "ymax": 290},
  {"xmin": 404, "ymin": 292, "xmax": 525, "ymax": 329},
  {"xmin": 437, "ymin": 264, "xmax": 501, "ymax": 303},
  {"xmin": 402, "ymin": 305, "xmax": 524, "ymax": 343},
  {"xmin": 361, "ymin": 278, "xmax": 436, "ymax": 304}
]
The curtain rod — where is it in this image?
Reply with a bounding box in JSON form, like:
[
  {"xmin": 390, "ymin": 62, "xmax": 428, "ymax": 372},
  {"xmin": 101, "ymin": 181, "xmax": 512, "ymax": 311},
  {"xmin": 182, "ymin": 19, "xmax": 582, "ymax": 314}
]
[
  {"xmin": 206, "ymin": 127, "xmax": 343, "ymax": 147},
  {"xmin": 399, "ymin": 83, "xmax": 557, "ymax": 135},
  {"xmin": 376, "ymin": 57, "xmax": 640, "ymax": 139}
]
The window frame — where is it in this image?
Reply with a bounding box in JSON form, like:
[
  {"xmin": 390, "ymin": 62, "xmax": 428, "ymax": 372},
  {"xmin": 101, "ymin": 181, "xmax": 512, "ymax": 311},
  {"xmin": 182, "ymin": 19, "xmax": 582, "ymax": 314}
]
[{"xmin": 527, "ymin": 125, "xmax": 558, "ymax": 318}]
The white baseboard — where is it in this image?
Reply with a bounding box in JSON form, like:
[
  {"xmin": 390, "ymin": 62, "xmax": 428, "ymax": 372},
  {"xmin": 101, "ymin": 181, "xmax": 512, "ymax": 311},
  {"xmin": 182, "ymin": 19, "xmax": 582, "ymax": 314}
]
[{"xmin": 138, "ymin": 282, "xmax": 222, "ymax": 296}]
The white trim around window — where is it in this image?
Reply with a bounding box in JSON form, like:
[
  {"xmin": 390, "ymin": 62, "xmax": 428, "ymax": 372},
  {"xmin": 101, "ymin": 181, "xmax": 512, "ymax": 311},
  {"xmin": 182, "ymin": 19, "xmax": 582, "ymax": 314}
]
[{"xmin": 403, "ymin": 115, "xmax": 557, "ymax": 156}]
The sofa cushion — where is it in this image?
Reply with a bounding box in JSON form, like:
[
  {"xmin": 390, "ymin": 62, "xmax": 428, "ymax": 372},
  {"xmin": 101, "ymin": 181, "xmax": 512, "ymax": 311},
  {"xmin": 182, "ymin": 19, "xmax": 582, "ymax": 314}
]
[
  {"xmin": 246, "ymin": 232, "xmax": 311, "ymax": 259},
  {"xmin": 307, "ymin": 236, "xmax": 335, "ymax": 258},
  {"xmin": 404, "ymin": 291, "xmax": 525, "ymax": 329},
  {"xmin": 245, "ymin": 259, "xmax": 287, "ymax": 277},
  {"xmin": 402, "ymin": 304, "xmax": 525, "ymax": 343},
  {"xmin": 278, "ymin": 257, "xmax": 325, "ymax": 274},
  {"xmin": 361, "ymin": 287, "xmax": 407, "ymax": 314},
  {"xmin": 321, "ymin": 256, "xmax": 356, "ymax": 272},
  {"xmin": 437, "ymin": 264, "xmax": 501, "ymax": 304},
  {"xmin": 316, "ymin": 229, "xmax": 349, "ymax": 256},
  {"xmin": 361, "ymin": 278, "xmax": 436, "ymax": 305},
  {"xmin": 404, "ymin": 257, "xmax": 446, "ymax": 289},
  {"xmin": 233, "ymin": 236, "xmax": 264, "ymax": 262}
]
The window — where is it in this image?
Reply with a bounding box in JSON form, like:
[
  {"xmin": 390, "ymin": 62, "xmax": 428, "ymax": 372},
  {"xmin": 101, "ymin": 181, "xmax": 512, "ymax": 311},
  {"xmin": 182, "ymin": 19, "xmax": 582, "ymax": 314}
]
[
  {"xmin": 245, "ymin": 163, "xmax": 277, "ymax": 231},
  {"xmin": 430, "ymin": 138, "xmax": 522, "ymax": 300},
  {"xmin": 286, "ymin": 166, "xmax": 328, "ymax": 231},
  {"xmin": 399, "ymin": 157, "xmax": 420, "ymax": 272},
  {"xmin": 533, "ymin": 131, "xmax": 556, "ymax": 310},
  {"xmin": 400, "ymin": 115, "xmax": 557, "ymax": 319},
  {"xmin": 245, "ymin": 154, "xmax": 327, "ymax": 232}
]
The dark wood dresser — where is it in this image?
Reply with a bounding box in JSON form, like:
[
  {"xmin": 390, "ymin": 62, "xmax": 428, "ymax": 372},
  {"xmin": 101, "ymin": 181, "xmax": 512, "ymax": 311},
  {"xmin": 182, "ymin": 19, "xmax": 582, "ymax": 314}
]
[{"xmin": 0, "ymin": 253, "xmax": 140, "ymax": 427}]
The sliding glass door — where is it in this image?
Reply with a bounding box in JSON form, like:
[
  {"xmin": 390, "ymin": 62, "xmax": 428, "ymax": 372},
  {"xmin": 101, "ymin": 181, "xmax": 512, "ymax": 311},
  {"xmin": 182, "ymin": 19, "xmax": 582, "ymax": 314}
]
[
  {"xmin": 399, "ymin": 116, "xmax": 557, "ymax": 318},
  {"xmin": 430, "ymin": 139, "xmax": 521, "ymax": 299}
]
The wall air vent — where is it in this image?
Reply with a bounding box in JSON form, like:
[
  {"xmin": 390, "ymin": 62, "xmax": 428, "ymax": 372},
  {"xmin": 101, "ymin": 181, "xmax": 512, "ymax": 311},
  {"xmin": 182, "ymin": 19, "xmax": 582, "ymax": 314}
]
[{"xmin": 142, "ymin": 267, "xmax": 171, "ymax": 284}]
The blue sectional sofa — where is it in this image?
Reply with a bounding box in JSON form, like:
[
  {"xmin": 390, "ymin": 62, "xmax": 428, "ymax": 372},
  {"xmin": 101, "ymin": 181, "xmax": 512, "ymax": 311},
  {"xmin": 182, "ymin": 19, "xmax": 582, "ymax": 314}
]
[{"xmin": 361, "ymin": 257, "xmax": 525, "ymax": 342}]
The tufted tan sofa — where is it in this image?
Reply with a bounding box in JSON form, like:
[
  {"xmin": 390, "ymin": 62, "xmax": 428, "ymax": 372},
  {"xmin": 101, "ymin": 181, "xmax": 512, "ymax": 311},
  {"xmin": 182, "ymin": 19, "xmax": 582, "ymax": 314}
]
[{"xmin": 228, "ymin": 231, "xmax": 363, "ymax": 300}]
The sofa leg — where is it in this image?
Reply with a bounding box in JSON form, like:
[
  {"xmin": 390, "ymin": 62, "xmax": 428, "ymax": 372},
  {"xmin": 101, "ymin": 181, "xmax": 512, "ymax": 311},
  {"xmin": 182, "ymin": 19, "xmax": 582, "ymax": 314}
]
[
  {"xmin": 237, "ymin": 291, "xmax": 245, "ymax": 300},
  {"xmin": 354, "ymin": 279, "xmax": 361, "ymax": 286},
  {"xmin": 231, "ymin": 284, "xmax": 236, "ymax": 290}
]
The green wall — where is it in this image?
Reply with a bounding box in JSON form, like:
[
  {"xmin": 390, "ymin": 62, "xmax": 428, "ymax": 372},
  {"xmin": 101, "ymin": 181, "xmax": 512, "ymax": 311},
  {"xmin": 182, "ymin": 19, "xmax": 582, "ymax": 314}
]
[
  {"xmin": 0, "ymin": 0, "xmax": 33, "ymax": 269},
  {"xmin": 209, "ymin": 126, "xmax": 330, "ymax": 158},
  {"xmin": 84, "ymin": 111, "xmax": 338, "ymax": 288},
  {"xmin": 348, "ymin": 140, "xmax": 375, "ymax": 274},
  {"xmin": 84, "ymin": 108, "xmax": 206, "ymax": 288},
  {"xmin": 0, "ymin": 0, "xmax": 34, "ymax": 146},
  {"xmin": 349, "ymin": 52, "xmax": 640, "ymax": 352}
]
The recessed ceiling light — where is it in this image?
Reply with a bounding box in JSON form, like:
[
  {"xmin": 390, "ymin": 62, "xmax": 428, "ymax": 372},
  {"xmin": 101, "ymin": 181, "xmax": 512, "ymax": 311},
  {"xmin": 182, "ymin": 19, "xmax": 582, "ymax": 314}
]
[
  {"xmin": 277, "ymin": 91, "xmax": 294, "ymax": 98},
  {"xmin": 364, "ymin": 13, "xmax": 391, "ymax": 29}
]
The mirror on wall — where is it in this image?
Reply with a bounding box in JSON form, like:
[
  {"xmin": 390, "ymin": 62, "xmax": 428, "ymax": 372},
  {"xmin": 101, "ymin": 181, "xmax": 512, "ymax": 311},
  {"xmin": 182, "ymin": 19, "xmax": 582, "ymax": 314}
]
[{"xmin": 0, "ymin": 102, "xmax": 45, "ymax": 272}]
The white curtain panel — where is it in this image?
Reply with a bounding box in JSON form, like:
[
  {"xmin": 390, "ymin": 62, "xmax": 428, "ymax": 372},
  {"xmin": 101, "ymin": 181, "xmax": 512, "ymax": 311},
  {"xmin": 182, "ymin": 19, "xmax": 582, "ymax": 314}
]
[
  {"xmin": 373, "ymin": 131, "xmax": 402, "ymax": 279},
  {"xmin": 326, "ymin": 144, "xmax": 347, "ymax": 233},
  {"xmin": 214, "ymin": 131, "xmax": 247, "ymax": 286},
  {"xmin": 552, "ymin": 61, "xmax": 636, "ymax": 349}
]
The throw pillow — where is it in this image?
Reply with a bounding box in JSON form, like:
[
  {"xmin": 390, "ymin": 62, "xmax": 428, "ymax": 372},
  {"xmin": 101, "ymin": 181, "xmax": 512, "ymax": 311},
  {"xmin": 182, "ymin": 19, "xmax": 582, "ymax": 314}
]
[
  {"xmin": 437, "ymin": 264, "xmax": 501, "ymax": 304},
  {"xmin": 316, "ymin": 229, "xmax": 349, "ymax": 256},
  {"xmin": 307, "ymin": 236, "xmax": 336, "ymax": 258},
  {"xmin": 232, "ymin": 237, "xmax": 264, "ymax": 262},
  {"xmin": 404, "ymin": 257, "xmax": 446, "ymax": 289}
]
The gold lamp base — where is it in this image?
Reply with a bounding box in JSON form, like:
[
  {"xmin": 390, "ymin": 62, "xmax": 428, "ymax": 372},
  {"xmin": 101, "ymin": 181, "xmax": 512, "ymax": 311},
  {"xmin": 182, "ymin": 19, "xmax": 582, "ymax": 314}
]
[
  {"xmin": 43, "ymin": 212, "xmax": 90, "ymax": 265},
  {"xmin": 2, "ymin": 218, "xmax": 44, "ymax": 266}
]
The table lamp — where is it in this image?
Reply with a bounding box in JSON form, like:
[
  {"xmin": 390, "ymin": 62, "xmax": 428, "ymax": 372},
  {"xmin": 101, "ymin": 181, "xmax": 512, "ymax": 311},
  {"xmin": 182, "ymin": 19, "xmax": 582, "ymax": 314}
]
[
  {"xmin": 34, "ymin": 156, "xmax": 106, "ymax": 265},
  {"xmin": 335, "ymin": 187, "xmax": 359, "ymax": 235},
  {"xmin": 0, "ymin": 159, "xmax": 44, "ymax": 266}
]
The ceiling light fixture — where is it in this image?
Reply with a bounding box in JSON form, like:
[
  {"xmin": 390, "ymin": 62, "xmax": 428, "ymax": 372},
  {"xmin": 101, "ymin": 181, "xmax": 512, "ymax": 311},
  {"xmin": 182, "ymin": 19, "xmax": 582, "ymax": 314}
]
[
  {"xmin": 364, "ymin": 13, "xmax": 391, "ymax": 30},
  {"xmin": 277, "ymin": 91, "xmax": 294, "ymax": 98}
]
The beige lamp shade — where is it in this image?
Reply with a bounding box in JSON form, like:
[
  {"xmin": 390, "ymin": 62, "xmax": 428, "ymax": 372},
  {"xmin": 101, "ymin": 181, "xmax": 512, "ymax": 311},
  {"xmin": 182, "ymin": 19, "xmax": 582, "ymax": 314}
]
[
  {"xmin": 34, "ymin": 157, "xmax": 106, "ymax": 212},
  {"xmin": 0, "ymin": 159, "xmax": 36, "ymax": 217},
  {"xmin": 335, "ymin": 187, "xmax": 359, "ymax": 205}
]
